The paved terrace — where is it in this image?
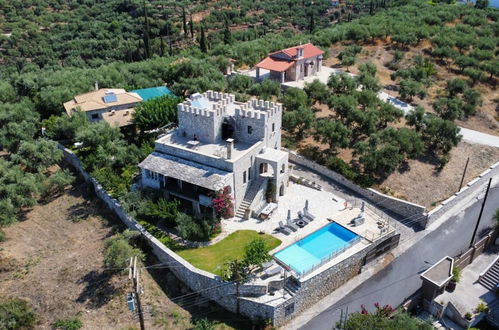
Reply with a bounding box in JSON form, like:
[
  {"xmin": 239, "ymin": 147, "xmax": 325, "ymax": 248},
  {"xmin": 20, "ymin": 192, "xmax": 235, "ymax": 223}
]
[
  {"xmin": 222, "ymin": 181, "xmax": 395, "ymax": 285},
  {"xmin": 156, "ymin": 130, "xmax": 259, "ymax": 161},
  {"xmin": 437, "ymin": 252, "xmax": 498, "ymax": 318}
]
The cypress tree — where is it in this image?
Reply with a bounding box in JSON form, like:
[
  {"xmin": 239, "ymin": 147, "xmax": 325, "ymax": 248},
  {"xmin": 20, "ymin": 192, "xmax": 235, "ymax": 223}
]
[
  {"xmin": 189, "ymin": 15, "xmax": 194, "ymax": 38},
  {"xmin": 199, "ymin": 25, "xmax": 207, "ymax": 53},
  {"xmin": 142, "ymin": 0, "xmax": 151, "ymax": 59},
  {"xmin": 309, "ymin": 12, "xmax": 315, "ymax": 33},
  {"xmin": 223, "ymin": 20, "xmax": 232, "ymax": 44},
  {"xmin": 182, "ymin": 7, "xmax": 188, "ymax": 36}
]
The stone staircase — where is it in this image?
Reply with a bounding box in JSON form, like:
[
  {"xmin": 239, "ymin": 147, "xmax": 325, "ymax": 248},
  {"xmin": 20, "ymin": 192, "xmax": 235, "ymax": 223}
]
[
  {"xmin": 284, "ymin": 280, "xmax": 300, "ymax": 297},
  {"xmin": 478, "ymin": 257, "xmax": 499, "ymax": 291},
  {"xmin": 234, "ymin": 177, "xmax": 267, "ymax": 219}
]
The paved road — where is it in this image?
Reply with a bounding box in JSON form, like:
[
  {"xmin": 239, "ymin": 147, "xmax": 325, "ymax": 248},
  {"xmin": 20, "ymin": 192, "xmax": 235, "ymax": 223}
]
[{"xmin": 301, "ymin": 183, "xmax": 499, "ymax": 330}]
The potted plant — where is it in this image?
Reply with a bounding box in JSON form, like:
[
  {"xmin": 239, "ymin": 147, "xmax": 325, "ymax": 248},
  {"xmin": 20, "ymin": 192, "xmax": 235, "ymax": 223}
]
[
  {"xmin": 447, "ymin": 265, "xmax": 461, "ymax": 292},
  {"xmin": 266, "ymin": 182, "xmax": 276, "ymax": 203}
]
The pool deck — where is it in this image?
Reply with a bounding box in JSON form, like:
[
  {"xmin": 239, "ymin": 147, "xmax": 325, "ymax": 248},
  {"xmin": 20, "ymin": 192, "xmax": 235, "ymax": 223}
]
[
  {"xmin": 222, "ymin": 182, "xmax": 346, "ymax": 250},
  {"xmin": 230, "ymin": 181, "xmax": 396, "ymax": 307}
]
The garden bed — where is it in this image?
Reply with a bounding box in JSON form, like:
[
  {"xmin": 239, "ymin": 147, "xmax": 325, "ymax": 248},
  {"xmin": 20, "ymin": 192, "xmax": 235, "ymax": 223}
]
[{"xmin": 177, "ymin": 230, "xmax": 281, "ymax": 276}]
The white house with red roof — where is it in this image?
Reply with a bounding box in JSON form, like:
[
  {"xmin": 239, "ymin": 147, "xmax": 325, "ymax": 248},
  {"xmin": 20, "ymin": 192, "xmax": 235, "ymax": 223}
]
[{"xmin": 255, "ymin": 43, "xmax": 324, "ymax": 83}]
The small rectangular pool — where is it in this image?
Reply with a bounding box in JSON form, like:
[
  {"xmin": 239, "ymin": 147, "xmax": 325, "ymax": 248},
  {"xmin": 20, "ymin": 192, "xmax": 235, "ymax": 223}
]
[{"xmin": 274, "ymin": 222, "xmax": 359, "ymax": 275}]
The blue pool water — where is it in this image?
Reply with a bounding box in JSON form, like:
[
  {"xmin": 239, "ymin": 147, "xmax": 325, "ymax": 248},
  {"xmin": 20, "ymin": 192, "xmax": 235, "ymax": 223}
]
[
  {"xmin": 130, "ymin": 86, "xmax": 173, "ymax": 101},
  {"xmin": 274, "ymin": 222, "xmax": 358, "ymax": 275}
]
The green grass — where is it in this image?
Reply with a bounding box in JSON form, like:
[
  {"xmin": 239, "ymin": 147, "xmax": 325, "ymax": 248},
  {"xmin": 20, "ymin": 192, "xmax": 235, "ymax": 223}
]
[{"xmin": 177, "ymin": 230, "xmax": 281, "ymax": 276}]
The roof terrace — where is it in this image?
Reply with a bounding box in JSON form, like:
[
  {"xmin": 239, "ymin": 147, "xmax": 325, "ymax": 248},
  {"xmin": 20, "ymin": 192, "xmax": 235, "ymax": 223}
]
[{"xmin": 156, "ymin": 130, "xmax": 262, "ymax": 162}]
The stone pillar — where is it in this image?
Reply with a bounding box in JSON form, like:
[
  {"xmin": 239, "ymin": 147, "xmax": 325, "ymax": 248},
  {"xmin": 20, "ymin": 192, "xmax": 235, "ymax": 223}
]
[
  {"xmin": 193, "ymin": 201, "xmax": 201, "ymax": 217},
  {"xmin": 280, "ymin": 71, "xmax": 285, "ymax": 83},
  {"xmin": 256, "ymin": 67, "xmax": 260, "ymax": 80}
]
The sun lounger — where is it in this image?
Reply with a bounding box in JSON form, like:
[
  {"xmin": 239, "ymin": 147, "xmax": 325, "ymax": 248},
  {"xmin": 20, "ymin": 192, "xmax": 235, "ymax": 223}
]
[
  {"xmin": 265, "ymin": 265, "xmax": 283, "ymax": 277},
  {"xmin": 286, "ymin": 218, "xmax": 299, "ymax": 231},
  {"xmin": 304, "ymin": 209, "xmax": 316, "ymax": 221},
  {"xmin": 262, "ymin": 261, "xmax": 274, "ymax": 269},
  {"xmin": 278, "ymin": 221, "xmax": 291, "ymax": 235}
]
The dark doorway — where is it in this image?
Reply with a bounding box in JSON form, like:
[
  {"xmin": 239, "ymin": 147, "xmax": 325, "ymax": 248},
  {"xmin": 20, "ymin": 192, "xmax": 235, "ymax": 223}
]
[{"xmin": 222, "ymin": 121, "xmax": 234, "ymax": 140}]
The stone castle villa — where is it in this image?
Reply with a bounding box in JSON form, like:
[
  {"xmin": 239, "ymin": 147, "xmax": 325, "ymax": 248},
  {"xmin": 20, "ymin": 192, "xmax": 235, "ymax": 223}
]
[{"xmin": 138, "ymin": 91, "xmax": 290, "ymax": 219}]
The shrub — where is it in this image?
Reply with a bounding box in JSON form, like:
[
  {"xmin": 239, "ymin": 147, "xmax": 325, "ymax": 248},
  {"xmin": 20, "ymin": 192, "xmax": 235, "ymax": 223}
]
[
  {"xmin": 44, "ymin": 169, "xmax": 75, "ymax": 196},
  {"xmin": 212, "ymin": 186, "xmax": 234, "ymax": 219},
  {"xmin": 465, "ymin": 312, "xmax": 473, "ymax": 320},
  {"xmin": 52, "ymin": 317, "xmax": 83, "ymax": 330},
  {"xmin": 0, "ymin": 298, "xmax": 36, "ymax": 329},
  {"xmin": 175, "ymin": 213, "xmax": 218, "ymax": 242},
  {"xmin": 193, "ymin": 318, "xmax": 216, "ymax": 330},
  {"xmin": 132, "ymin": 95, "xmax": 180, "ymax": 132},
  {"xmin": 452, "ymin": 265, "xmax": 462, "ymax": 283},
  {"xmin": 103, "ymin": 233, "xmax": 144, "ymax": 270},
  {"xmin": 474, "ymin": 300, "xmax": 489, "ymax": 313},
  {"xmin": 0, "ymin": 230, "xmax": 5, "ymax": 242},
  {"xmin": 243, "ymin": 238, "xmax": 272, "ymax": 271},
  {"xmin": 325, "ymin": 156, "xmax": 357, "ymax": 182},
  {"xmin": 142, "ymin": 199, "xmax": 179, "ymax": 227}
]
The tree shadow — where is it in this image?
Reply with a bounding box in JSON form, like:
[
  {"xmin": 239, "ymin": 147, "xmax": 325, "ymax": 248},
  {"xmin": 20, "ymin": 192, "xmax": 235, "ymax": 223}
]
[
  {"xmin": 397, "ymin": 161, "xmax": 411, "ymax": 174},
  {"xmin": 384, "ymin": 84, "xmax": 398, "ymax": 92},
  {"xmin": 76, "ymin": 270, "xmax": 120, "ymax": 309},
  {"xmin": 141, "ymin": 250, "xmax": 254, "ymax": 330},
  {"xmin": 297, "ymin": 145, "xmax": 326, "ymax": 164}
]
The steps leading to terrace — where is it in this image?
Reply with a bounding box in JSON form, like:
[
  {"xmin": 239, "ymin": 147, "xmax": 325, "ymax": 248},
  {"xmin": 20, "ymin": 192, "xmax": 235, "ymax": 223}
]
[
  {"xmin": 234, "ymin": 177, "xmax": 267, "ymax": 219},
  {"xmin": 284, "ymin": 280, "xmax": 300, "ymax": 297},
  {"xmin": 478, "ymin": 257, "xmax": 499, "ymax": 291}
]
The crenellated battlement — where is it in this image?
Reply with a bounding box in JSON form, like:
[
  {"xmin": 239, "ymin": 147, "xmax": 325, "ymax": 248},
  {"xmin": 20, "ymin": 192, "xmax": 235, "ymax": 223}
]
[
  {"xmin": 177, "ymin": 90, "xmax": 238, "ymax": 118},
  {"xmin": 237, "ymin": 99, "xmax": 282, "ymax": 119}
]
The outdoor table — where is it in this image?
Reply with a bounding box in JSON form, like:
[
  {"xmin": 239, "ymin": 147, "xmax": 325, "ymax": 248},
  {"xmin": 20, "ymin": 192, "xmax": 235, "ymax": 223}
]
[
  {"xmin": 259, "ymin": 202, "xmax": 277, "ymax": 219},
  {"xmin": 187, "ymin": 140, "xmax": 200, "ymax": 149}
]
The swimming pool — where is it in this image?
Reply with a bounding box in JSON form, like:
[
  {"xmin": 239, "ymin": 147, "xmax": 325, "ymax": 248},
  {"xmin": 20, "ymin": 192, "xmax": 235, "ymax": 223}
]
[
  {"xmin": 130, "ymin": 86, "xmax": 173, "ymax": 101},
  {"xmin": 274, "ymin": 222, "xmax": 359, "ymax": 276}
]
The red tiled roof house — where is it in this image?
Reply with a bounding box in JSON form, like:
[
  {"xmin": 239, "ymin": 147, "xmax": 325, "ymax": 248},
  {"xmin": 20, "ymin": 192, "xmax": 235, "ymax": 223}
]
[{"xmin": 255, "ymin": 43, "xmax": 324, "ymax": 83}]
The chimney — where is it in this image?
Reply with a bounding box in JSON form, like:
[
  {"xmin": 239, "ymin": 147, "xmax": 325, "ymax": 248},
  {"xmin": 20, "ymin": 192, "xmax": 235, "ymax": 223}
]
[
  {"xmin": 226, "ymin": 138, "xmax": 234, "ymax": 159},
  {"xmin": 296, "ymin": 46, "xmax": 304, "ymax": 58},
  {"xmin": 94, "ymin": 81, "xmax": 99, "ymax": 91}
]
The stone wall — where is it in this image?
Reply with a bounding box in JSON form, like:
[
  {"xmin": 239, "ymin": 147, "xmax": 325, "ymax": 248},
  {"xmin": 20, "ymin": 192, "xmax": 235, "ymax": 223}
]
[
  {"xmin": 426, "ymin": 161, "xmax": 499, "ymax": 227},
  {"xmin": 58, "ymin": 144, "xmax": 404, "ymax": 326},
  {"xmin": 58, "ymin": 144, "xmax": 275, "ymax": 322},
  {"xmin": 286, "ymin": 149, "xmax": 428, "ymax": 228}
]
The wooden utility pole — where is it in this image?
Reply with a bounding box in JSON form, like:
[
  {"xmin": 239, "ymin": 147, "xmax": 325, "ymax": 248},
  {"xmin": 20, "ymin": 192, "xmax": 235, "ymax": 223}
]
[
  {"xmin": 458, "ymin": 157, "xmax": 470, "ymax": 192},
  {"xmin": 130, "ymin": 256, "xmax": 146, "ymax": 330},
  {"xmin": 469, "ymin": 178, "xmax": 492, "ymax": 249}
]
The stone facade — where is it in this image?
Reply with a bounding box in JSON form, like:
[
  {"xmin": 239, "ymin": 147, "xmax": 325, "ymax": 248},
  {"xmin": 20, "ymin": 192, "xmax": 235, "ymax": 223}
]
[{"xmin": 139, "ymin": 91, "xmax": 289, "ymax": 214}]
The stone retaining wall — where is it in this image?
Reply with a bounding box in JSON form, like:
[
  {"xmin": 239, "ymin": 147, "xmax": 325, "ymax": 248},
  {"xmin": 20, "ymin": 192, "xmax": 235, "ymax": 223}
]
[
  {"xmin": 426, "ymin": 161, "xmax": 499, "ymax": 227},
  {"xmin": 287, "ymin": 149, "xmax": 499, "ymax": 230},
  {"xmin": 286, "ymin": 149, "xmax": 428, "ymax": 228},
  {"xmin": 58, "ymin": 145, "xmax": 273, "ymax": 322}
]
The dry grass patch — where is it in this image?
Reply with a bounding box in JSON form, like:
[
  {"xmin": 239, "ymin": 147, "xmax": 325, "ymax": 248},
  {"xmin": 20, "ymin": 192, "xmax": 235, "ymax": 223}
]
[{"xmin": 377, "ymin": 142, "xmax": 499, "ymax": 208}]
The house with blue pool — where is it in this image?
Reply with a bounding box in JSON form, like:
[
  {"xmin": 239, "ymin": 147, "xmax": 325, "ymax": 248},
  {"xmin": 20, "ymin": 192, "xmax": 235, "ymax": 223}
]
[{"xmin": 63, "ymin": 84, "xmax": 174, "ymax": 128}]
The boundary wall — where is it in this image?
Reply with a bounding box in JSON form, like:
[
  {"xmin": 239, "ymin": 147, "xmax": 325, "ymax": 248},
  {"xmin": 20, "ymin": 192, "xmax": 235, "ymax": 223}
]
[
  {"xmin": 58, "ymin": 145, "xmax": 275, "ymax": 323},
  {"xmin": 285, "ymin": 149, "xmax": 428, "ymax": 228},
  {"xmin": 286, "ymin": 149, "xmax": 499, "ymax": 230},
  {"xmin": 426, "ymin": 161, "xmax": 499, "ymax": 227}
]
